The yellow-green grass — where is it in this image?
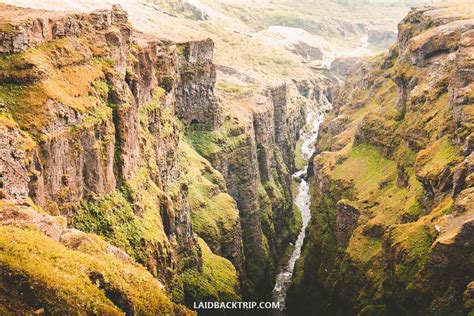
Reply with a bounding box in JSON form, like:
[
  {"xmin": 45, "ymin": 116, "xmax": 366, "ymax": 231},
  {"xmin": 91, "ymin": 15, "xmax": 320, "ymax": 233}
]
[
  {"xmin": 389, "ymin": 223, "xmax": 433, "ymax": 282},
  {"xmin": 0, "ymin": 36, "xmax": 113, "ymax": 135},
  {"xmin": 172, "ymin": 238, "xmax": 240, "ymax": 304},
  {"xmin": 0, "ymin": 225, "xmax": 191, "ymax": 315},
  {"xmin": 180, "ymin": 140, "xmax": 240, "ymax": 254},
  {"xmin": 330, "ymin": 144, "xmax": 424, "ymax": 224},
  {"xmin": 415, "ymin": 136, "xmax": 462, "ymax": 179},
  {"xmin": 186, "ymin": 116, "xmax": 248, "ymax": 159}
]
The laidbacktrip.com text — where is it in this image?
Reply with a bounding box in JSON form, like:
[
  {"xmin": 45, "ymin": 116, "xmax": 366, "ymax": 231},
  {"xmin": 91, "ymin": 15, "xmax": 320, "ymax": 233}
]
[{"xmin": 194, "ymin": 301, "xmax": 280, "ymax": 310}]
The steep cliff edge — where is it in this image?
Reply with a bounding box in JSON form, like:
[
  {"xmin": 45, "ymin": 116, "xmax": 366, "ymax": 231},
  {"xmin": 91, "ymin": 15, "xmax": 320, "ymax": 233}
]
[
  {"xmin": 185, "ymin": 77, "xmax": 333, "ymax": 299},
  {"xmin": 288, "ymin": 3, "xmax": 474, "ymax": 315},
  {"xmin": 0, "ymin": 3, "xmax": 333, "ymax": 311},
  {"xmin": 0, "ymin": 4, "xmax": 241, "ymax": 313}
]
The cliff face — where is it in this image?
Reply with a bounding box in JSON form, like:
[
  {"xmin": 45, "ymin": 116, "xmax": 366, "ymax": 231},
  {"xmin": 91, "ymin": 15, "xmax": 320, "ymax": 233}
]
[
  {"xmin": 0, "ymin": 4, "xmax": 241, "ymax": 313},
  {"xmin": 175, "ymin": 39, "xmax": 223, "ymax": 131},
  {"xmin": 0, "ymin": 3, "xmax": 333, "ymax": 311},
  {"xmin": 185, "ymin": 76, "xmax": 333, "ymax": 299},
  {"xmin": 288, "ymin": 3, "xmax": 474, "ymax": 315}
]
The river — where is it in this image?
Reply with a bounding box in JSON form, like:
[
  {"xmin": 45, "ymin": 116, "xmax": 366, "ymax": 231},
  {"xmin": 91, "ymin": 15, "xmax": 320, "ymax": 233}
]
[
  {"xmin": 270, "ymin": 31, "xmax": 371, "ymax": 312},
  {"xmin": 271, "ymin": 106, "xmax": 327, "ymax": 312}
]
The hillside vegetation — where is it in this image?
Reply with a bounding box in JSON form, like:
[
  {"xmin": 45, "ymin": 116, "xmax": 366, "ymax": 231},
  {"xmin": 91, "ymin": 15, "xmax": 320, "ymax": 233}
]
[{"xmin": 288, "ymin": 3, "xmax": 474, "ymax": 315}]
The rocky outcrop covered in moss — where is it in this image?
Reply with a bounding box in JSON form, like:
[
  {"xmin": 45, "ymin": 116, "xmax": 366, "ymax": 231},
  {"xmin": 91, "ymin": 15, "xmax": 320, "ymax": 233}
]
[
  {"xmin": 186, "ymin": 76, "xmax": 333, "ymax": 299},
  {"xmin": 287, "ymin": 3, "xmax": 474, "ymax": 315},
  {"xmin": 0, "ymin": 4, "xmax": 128, "ymax": 54},
  {"xmin": 0, "ymin": 3, "xmax": 241, "ymax": 313},
  {"xmin": 0, "ymin": 2, "xmax": 335, "ymax": 309},
  {"xmin": 0, "ymin": 200, "xmax": 192, "ymax": 315}
]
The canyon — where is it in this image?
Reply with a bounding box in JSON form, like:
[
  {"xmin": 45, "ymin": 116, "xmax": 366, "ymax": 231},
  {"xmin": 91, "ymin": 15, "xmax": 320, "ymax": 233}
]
[
  {"xmin": 0, "ymin": 2, "xmax": 331, "ymax": 312},
  {"xmin": 0, "ymin": 1, "xmax": 473, "ymax": 316},
  {"xmin": 287, "ymin": 2, "xmax": 474, "ymax": 315}
]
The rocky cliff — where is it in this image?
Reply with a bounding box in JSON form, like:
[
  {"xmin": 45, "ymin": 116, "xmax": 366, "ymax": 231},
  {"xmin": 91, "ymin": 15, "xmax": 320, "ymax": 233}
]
[
  {"xmin": 288, "ymin": 3, "xmax": 474, "ymax": 315},
  {"xmin": 0, "ymin": 3, "xmax": 242, "ymax": 313},
  {"xmin": 0, "ymin": 3, "xmax": 334, "ymax": 312},
  {"xmin": 185, "ymin": 76, "xmax": 333, "ymax": 299}
]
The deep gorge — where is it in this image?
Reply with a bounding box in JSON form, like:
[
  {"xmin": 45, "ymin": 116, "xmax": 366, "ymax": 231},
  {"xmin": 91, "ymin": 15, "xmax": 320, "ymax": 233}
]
[
  {"xmin": 0, "ymin": 3, "xmax": 333, "ymax": 311},
  {"xmin": 0, "ymin": 1, "xmax": 473, "ymax": 316}
]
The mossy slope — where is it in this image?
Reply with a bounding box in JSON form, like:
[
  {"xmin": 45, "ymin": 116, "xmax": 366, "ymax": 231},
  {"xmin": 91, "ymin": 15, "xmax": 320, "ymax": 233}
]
[
  {"xmin": 288, "ymin": 4, "xmax": 474, "ymax": 315},
  {"xmin": 0, "ymin": 224, "xmax": 192, "ymax": 315}
]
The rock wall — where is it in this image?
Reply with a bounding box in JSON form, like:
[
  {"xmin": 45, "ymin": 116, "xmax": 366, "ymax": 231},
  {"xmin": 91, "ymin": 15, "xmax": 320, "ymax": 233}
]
[
  {"xmin": 186, "ymin": 77, "xmax": 332, "ymax": 299},
  {"xmin": 288, "ymin": 3, "xmax": 474, "ymax": 315},
  {"xmin": 175, "ymin": 39, "xmax": 223, "ymax": 131},
  {"xmin": 0, "ymin": 3, "xmax": 240, "ymax": 312},
  {"xmin": 0, "ymin": 4, "xmax": 128, "ymax": 54}
]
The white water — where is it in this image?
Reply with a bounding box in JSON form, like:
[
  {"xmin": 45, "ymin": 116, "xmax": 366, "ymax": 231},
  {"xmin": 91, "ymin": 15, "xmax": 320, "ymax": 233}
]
[
  {"xmin": 271, "ymin": 32, "xmax": 371, "ymax": 312},
  {"xmin": 271, "ymin": 107, "xmax": 326, "ymax": 312}
]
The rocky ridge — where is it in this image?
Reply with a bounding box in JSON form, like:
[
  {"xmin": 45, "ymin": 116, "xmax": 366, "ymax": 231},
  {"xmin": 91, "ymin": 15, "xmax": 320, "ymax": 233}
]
[
  {"xmin": 0, "ymin": 3, "xmax": 239, "ymax": 313},
  {"xmin": 287, "ymin": 3, "xmax": 474, "ymax": 315},
  {"xmin": 0, "ymin": 2, "xmax": 332, "ymax": 312}
]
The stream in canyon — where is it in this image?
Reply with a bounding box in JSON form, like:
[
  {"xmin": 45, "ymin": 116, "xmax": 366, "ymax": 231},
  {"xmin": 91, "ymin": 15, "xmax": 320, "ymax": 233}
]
[
  {"xmin": 272, "ymin": 34, "xmax": 369, "ymax": 311},
  {"xmin": 271, "ymin": 33, "xmax": 370, "ymax": 312},
  {"xmin": 271, "ymin": 108, "xmax": 326, "ymax": 312}
]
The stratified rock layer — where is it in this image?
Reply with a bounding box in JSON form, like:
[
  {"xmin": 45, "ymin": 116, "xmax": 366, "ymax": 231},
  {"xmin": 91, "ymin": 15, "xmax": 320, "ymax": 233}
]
[
  {"xmin": 0, "ymin": 3, "xmax": 240, "ymax": 313},
  {"xmin": 288, "ymin": 3, "xmax": 474, "ymax": 315}
]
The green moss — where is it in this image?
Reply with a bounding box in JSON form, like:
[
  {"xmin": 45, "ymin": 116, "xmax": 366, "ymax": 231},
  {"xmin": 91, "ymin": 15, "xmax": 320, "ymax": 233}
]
[
  {"xmin": 285, "ymin": 201, "xmax": 303, "ymax": 244},
  {"xmin": 391, "ymin": 224, "xmax": 432, "ymax": 283},
  {"xmin": 0, "ymin": 39, "xmax": 106, "ymax": 134},
  {"xmin": 358, "ymin": 305, "xmax": 387, "ymax": 316},
  {"xmin": 161, "ymin": 106, "xmax": 177, "ymax": 138},
  {"xmin": 176, "ymin": 44, "xmax": 186, "ymax": 56},
  {"xmin": 138, "ymin": 90, "xmax": 169, "ymax": 176},
  {"xmin": 0, "ymin": 226, "xmax": 189, "ymax": 315},
  {"xmin": 415, "ymin": 136, "xmax": 461, "ymax": 178},
  {"xmin": 186, "ymin": 129, "xmax": 246, "ymax": 158},
  {"xmin": 81, "ymin": 104, "xmax": 113, "ymax": 128},
  {"xmin": 172, "ymin": 238, "xmax": 240, "ymax": 305},
  {"xmin": 347, "ymin": 235, "xmax": 383, "ymax": 264},
  {"xmin": 71, "ymin": 164, "xmax": 173, "ymax": 267},
  {"xmin": 332, "ymin": 144, "xmax": 396, "ymax": 196},
  {"xmin": 0, "ymin": 84, "xmax": 23, "ymax": 105},
  {"xmin": 71, "ymin": 190, "xmax": 149, "ymax": 264},
  {"xmin": 181, "ymin": 141, "xmax": 240, "ymax": 254},
  {"xmin": 294, "ymin": 137, "xmax": 306, "ymax": 170},
  {"xmin": 375, "ymin": 78, "xmax": 398, "ymax": 108},
  {"xmin": 128, "ymin": 52, "xmax": 139, "ymax": 66},
  {"xmin": 331, "ymin": 144, "xmax": 424, "ymax": 224},
  {"xmin": 91, "ymin": 80, "xmax": 110, "ymax": 100},
  {"xmin": 257, "ymin": 181, "xmax": 275, "ymax": 238},
  {"xmin": 186, "ymin": 130, "xmax": 223, "ymax": 157},
  {"xmin": 185, "ymin": 113, "xmax": 248, "ymax": 159}
]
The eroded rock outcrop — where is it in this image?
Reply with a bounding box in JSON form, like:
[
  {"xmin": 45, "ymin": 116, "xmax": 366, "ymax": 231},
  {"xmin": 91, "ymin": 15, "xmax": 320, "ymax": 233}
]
[
  {"xmin": 0, "ymin": 4, "xmax": 128, "ymax": 54},
  {"xmin": 288, "ymin": 3, "xmax": 474, "ymax": 315},
  {"xmin": 0, "ymin": 3, "xmax": 240, "ymax": 313},
  {"xmin": 175, "ymin": 39, "xmax": 223, "ymax": 131}
]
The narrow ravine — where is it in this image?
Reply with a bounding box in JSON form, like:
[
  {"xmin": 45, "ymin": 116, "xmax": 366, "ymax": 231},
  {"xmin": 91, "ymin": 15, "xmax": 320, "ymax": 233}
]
[
  {"xmin": 271, "ymin": 107, "xmax": 327, "ymax": 312},
  {"xmin": 271, "ymin": 32, "xmax": 371, "ymax": 312}
]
